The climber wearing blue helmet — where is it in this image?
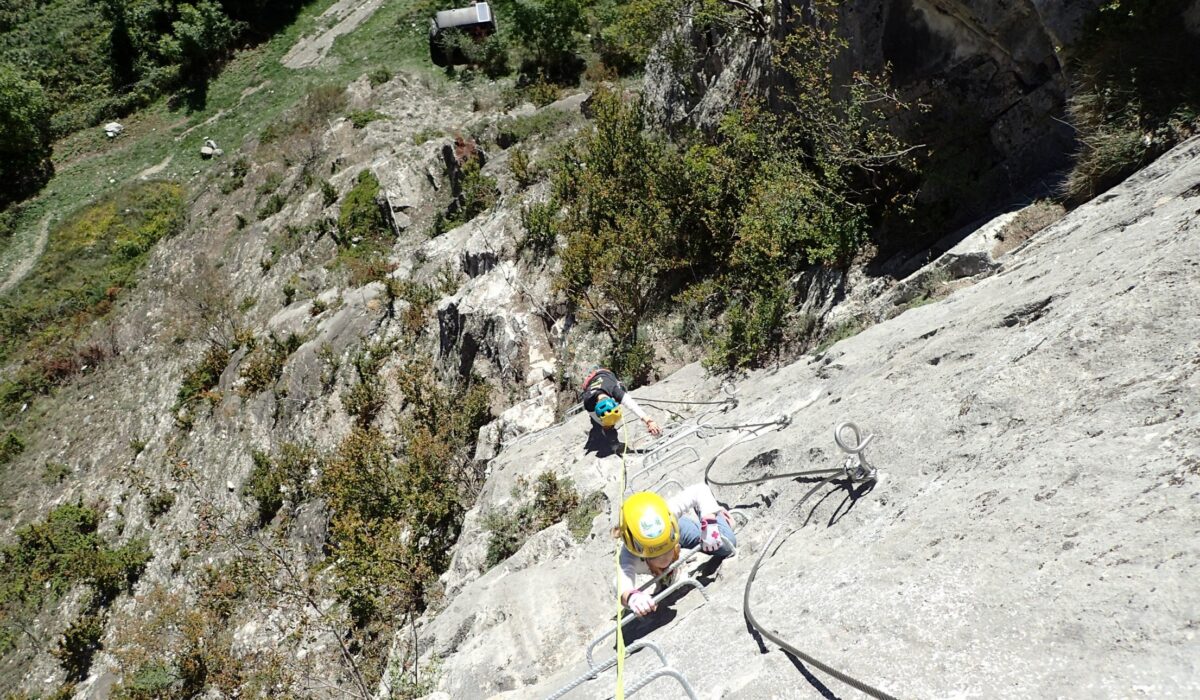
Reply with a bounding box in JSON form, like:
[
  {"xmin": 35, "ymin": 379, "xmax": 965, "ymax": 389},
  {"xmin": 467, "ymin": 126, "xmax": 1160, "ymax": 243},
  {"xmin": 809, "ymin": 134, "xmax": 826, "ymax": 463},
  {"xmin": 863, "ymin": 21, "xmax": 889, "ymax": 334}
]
[{"xmin": 580, "ymin": 367, "xmax": 662, "ymax": 437}]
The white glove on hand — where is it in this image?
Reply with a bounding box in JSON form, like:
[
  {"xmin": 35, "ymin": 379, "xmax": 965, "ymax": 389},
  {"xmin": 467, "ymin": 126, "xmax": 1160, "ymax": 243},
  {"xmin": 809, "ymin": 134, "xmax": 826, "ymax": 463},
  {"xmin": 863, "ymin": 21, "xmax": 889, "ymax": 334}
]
[
  {"xmin": 626, "ymin": 589, "xmax": 655, "ymax": 617},
  {"xmin": 700, "ymin": 517, "xmax": 722, "ymax": 553}
]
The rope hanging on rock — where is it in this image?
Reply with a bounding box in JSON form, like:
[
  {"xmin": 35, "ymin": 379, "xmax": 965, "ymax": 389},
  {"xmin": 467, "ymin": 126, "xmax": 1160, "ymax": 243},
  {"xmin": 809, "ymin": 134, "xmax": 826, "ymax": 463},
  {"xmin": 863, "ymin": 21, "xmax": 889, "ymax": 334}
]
[
  {"xmin": 700, "ymin": 417, "xmax": 897, "ymax": 700},
  {"xmin": 614, "ymin": 417, "xmax": 630, "ymax": 700}
]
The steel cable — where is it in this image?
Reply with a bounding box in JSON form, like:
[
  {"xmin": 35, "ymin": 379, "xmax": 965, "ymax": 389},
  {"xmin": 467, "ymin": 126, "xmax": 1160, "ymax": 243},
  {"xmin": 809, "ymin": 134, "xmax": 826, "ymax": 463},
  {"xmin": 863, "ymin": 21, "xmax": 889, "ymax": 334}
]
[
  {"xmin": 698, "ymin": 416, "xmax": 897, "ymax": 700},
  {"xmin": 741, "ymin": 473, "xmax": 899, "ymax": 700},
  {"xmin": 702, "ymin": 419, "xmax": 843, "ymax": 488}
]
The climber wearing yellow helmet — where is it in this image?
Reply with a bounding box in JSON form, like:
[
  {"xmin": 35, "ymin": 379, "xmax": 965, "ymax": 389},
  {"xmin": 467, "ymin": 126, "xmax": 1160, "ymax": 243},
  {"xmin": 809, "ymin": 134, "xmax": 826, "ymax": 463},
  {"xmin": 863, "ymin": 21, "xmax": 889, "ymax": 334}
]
[
  {"xmin": 617, "ymin": 484, "xmax": 736, "ymax": 617},
  {"xmin": 580, "ymin": 366, "xmax": 662, "ymax": 437}
]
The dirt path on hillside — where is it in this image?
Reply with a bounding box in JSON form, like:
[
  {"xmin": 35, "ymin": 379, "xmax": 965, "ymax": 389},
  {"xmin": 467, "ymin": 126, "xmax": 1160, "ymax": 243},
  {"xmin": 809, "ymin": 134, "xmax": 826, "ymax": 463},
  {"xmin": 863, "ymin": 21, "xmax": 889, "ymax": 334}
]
[
  {"xmin": 176, "ymin": 82, "xmax": 270, "ymax": 142},
  {"xmin": 282, "ymin": 0, "xmax": 385, "ymax": 69},
  {"xmin": 137, "ymin": 155, "xmax": 174, "ymax": 180},
  {"xmin": 0, "ymin": 213, "xmax": 52, "ymax": 295}
]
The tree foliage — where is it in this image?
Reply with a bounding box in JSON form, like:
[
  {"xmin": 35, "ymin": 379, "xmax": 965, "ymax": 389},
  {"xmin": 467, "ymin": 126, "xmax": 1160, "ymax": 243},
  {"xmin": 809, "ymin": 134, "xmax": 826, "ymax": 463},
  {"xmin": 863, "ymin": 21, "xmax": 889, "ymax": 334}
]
[
  {"xmin": 548, "ymin": 2, "xmax": 916, "ymax": 373},
  {"xmin": 0, "ymin": 61, "xmax": 53, "ymax": 207},
  {"xmin": 0, "ymin": 503, "xmax": 151, "ymax": 657},
  {"xmin": 0, "ymin": 0, "xmax": 308, "ymax": 140},
  {"xmin": 316, "ymin": 362, "xmax": 491, "ymax": 626}
]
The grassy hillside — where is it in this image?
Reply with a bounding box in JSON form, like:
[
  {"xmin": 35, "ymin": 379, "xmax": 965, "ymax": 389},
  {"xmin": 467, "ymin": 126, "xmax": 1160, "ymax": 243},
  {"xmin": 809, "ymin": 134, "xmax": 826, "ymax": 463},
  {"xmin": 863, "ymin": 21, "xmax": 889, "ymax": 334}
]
[{"xmin": 0, "ymin": 0, "xmax": 440, "ymax": 285}]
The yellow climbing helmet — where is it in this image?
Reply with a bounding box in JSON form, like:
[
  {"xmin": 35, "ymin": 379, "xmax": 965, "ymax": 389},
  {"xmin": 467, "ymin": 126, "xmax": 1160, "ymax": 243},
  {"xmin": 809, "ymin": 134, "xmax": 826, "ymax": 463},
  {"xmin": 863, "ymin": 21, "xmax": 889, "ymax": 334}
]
[
  {"xmin": 620, "ymin": 492, "xmax": 678, "ymax": 559},
  {"xmin": 596, "ymin": 397, "xmax": 623, "ymax": 429}
]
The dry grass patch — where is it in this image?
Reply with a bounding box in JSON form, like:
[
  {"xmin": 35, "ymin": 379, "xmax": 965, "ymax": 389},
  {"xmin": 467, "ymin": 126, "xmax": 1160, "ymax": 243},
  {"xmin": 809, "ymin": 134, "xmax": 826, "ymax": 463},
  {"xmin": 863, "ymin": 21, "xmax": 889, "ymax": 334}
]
[{"xmin": 993, "ymin": 201, "xmax": 1065, "ymax": 258}]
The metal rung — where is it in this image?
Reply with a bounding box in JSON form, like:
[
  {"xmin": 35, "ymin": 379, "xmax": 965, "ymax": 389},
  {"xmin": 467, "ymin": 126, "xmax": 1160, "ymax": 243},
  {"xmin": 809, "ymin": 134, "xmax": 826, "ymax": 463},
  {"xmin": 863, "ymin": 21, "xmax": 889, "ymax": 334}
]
[
  {"xmin": 629, "ymin": 428, "xmax": 703, "ymax": 482},
  {"xmin": 623, "ymin": 667, "xmax": 699, "ymax": 700},
  {"xmin": 585, "ymin": 578, "xmax": 708, "ymax": 668},
  {"xmin": 627, "ymin": 448, "xmax": 699, "ymax": 494},
  {"xmin": 545, "ymin": 641, "xmax": 668, "ymax": 700}
]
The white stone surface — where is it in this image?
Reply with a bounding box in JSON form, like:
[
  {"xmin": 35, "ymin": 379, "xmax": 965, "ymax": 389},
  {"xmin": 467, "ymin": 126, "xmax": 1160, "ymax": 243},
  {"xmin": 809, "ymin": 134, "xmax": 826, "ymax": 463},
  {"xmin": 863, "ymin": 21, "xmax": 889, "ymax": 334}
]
[{"xmin": 412, "ymin": 136, "xmax": 1200, "ymax": 698}]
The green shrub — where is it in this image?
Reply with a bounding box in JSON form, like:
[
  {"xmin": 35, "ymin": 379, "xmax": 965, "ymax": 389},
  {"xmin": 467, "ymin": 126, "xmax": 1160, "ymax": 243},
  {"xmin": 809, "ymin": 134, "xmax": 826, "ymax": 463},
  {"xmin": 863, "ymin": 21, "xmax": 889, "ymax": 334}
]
[
  {"xmin": 508, "ymin": 148, "xmax": 539, "ymax": 188},
  {"xmin": 321, "ymin": 179, "xmax": 338, "ymax": 207},
  {"xmin": 112, "ymin": 663, "xmax": 174, "ymax": 700},
  {"xmin": 219, "ymin": 157, "xmax": 251, "ymax": 194},
  {"xmin": 483, "ymin": 472, "xmax": 599, "ymax": 568},
  {"xmin": 440, "ymin": 31, "xmax": 510, "ymax": 78},
  {"xmin": 1063, "ymin": 0, "xmax": 1200, "ymax": 204},
  {"xmin": 545, "ymin": 2, "xmax": 912, "ymax": 372},
  {"xmin": 337, "ymin": 170, "xmax": 390, "ymax": 245},
  {"xmin": 496, "ymin": 109, "xmax": 572, "ymax": 148},
  {"xmin": 606, "ymin": 339, "xmax": 654, "ymax": 389},
  {"xmin": 554, "ymin": 87, "xmax": 685, "ymax": 376},
  {"xmin": 343, "ymin": 377, "xmax": 386, "ymax": 427},
  {"xmin": 0, "ymin": 61, "xmax": 53, "ymax": 207},
  {"xmin": 244, "ymin": 443, "xmax": 319, "ymax": 526},
  {"xmin": 814, "ymin": 316, "xmax": 870, "ymax": 355},
  {"xmin": 146, "ymin": 491, "xmax": 176, "ymax": 521},
  {"xmin": 518, "ymin": 200, "xmax": 557, "ymax": 258},
  {"xmin": 368, "ymin": 66, "xmax": 393, "ymax": 87},
  {"xmin": 318, "ymin": 366, "xmax": 490, "ymax": 626},
  {"xmin": 342, "ymin": 250, "xmax": 395, "ymax": 287},
  {"xmin": 239, "ymin": 332, "xmax": 303, "ymax": 396},
  {"xmin": 494, "ymin": 0, "xmax": 587, "ymax": 83},
  {"xmin": 348, "ymin": 109, "xmax": 387, "ymax": 129},
  {"xmin": 386, "ymin": 279, "xmax": 437, "ymax": 336},
  {"xmin": 0, "ymin": 182, "xmax": 185, "ymax": 398},
  {"xmin": 412, "ymin": 127, "xmax": 445, "ymax": 145},
  {"xmin": 0, "ymin": 432, "xmax": 24, "ymax": 464},
  {"xmin": 260, "ymin": 84, "xmax": 347, "ymax": 145},
  {"xmin": 0, "ymin": 503, "xmax": 151, "ymax": 655},
  {"xmin": 524, "ymin": 77, "xmax": 561, "ymax": 107},
  {"xmin": 43, "ymin": 461, "xmax": 71, "ymax": 484},
  {"xmin": 332, "ymin": 170, "xmax": 397, "ymax": 286},
  {"xmin": 706, "ymin": 284, "xmax": 789, "ymax": 371},
  {"xmin": 176, "ymin": 344, "xmax": 232, "ymax": 411},
  {"xmin": 592, "ymin": 0, "xmax": 679, "ymax": 72},
  {"xmin": 342, "ymin": 342, "xmax": 391, "ymax": 427},
  {"xmin": 256, "ymin": 170, "xmax": 284, "ymax": 196},
  {"xmin": 450, "ymin": 157, "xmax": 498, "ymax": 225},
  {"xmin": 257, "ymin": 192, "xmax": 286, "ymax": 220},
  {"xmin": 0, "ymin": 205, "xmax": 22, "ymax": 241},
  {"xmin": 54, "ymin": 610, "xmax": 105, "ymax": 682}
]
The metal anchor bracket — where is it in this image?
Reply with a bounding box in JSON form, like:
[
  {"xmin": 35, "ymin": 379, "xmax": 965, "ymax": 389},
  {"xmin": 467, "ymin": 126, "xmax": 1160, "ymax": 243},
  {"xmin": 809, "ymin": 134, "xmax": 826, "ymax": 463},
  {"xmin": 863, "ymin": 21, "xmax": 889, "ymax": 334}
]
[{"xmin": 835, "ymin": 421, "xmax": 877, "ymax": 481}]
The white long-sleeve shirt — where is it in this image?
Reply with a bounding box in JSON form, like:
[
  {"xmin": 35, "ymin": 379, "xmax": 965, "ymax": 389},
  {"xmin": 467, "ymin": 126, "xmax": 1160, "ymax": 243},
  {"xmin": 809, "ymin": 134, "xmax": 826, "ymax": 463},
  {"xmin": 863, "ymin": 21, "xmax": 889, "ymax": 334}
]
[
  {"xmin": 616, "ymin": 484, "xmax": 722, "ymax": 597},
  {"xmin": 619, "ymin": 393, "xmax": 648, "ymax": 420}
]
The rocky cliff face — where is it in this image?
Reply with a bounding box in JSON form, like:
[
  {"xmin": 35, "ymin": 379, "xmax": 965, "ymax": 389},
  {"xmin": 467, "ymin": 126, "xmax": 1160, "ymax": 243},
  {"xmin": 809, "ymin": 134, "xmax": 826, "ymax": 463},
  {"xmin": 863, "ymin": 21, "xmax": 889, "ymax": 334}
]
[
  {"xmin": 644, "ymin": 0, "xmax": 1111, "ymax": 240},
  {"xmin": 408, "ymin": 136, "xmax": 1200, "ymax": 698},
  {"xmin": 0, "ymin": 67, "xmax": 592, "ymax": 695}
]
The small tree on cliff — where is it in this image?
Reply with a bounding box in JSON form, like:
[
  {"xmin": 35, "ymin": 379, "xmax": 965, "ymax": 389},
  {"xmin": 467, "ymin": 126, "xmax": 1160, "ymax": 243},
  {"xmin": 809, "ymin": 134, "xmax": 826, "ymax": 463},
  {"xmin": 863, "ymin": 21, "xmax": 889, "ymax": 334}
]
[{"xmin": 0, "ymin": 62, "xmax": 53, "ymax": 208}]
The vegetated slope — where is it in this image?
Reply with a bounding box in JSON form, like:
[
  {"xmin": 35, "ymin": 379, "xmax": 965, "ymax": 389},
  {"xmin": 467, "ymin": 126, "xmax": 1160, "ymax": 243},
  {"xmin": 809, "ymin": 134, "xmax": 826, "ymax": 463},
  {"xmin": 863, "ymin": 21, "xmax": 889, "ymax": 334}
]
[
  {"xmin": 0, "ymin": 43, "xmax": 596, "ymax": 693},
  {"xmin": 408, "ymin": 136, "xmax": 1200, "ymax": 698}
]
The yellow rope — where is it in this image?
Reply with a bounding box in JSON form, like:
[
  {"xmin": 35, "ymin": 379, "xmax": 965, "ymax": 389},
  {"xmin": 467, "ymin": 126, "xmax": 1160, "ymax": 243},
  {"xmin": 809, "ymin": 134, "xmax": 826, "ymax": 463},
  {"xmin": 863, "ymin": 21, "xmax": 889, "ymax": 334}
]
[{"xmin": 614, "ymin": 417, "xmax": 628, "ymax": 700}]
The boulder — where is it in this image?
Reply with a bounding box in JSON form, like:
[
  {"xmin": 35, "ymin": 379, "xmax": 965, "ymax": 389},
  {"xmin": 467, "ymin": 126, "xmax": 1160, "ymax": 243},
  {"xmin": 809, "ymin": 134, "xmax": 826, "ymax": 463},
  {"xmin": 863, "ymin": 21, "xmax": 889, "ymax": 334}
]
[{"xmin": 199, "ymin": 138, "xmax": 224, "ymax": 158}]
